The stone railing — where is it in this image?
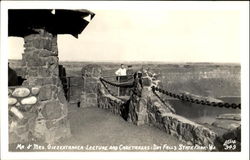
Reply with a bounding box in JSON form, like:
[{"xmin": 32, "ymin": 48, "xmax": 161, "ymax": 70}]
[
  {"xmin": 95, "ymin": 69, "xmax": 241, "ymax": 150},
  {"xmin": 147, "ymin": 96, "xmax": 217, "ymax": 146},
  {"xmin": 8, "ymin": 86, "xmax": 71, "ymax": 145},
  {"xmin": 97, "ymin": 72, "xmax": 218, "ymax": 149},
  {"xmin": 97, "ymin": 83, "xmax": 127, "ymax": 117}
]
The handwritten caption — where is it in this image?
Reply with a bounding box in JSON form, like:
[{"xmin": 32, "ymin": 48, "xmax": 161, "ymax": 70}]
[
  {"xmin": 223, "ymin": 139, "xmax": 237, "ymax": 151},
  {"xmin": 15, "ymin": 143, "xmax": 217, "ymax": 151}
]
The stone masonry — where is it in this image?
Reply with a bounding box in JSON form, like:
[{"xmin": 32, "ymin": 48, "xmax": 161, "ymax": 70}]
[
  {"xmin": 80, "ymin": 64, "xmax": 102, "ymax": 108},
  {"xmin": 9, "ymin": 29, "xmax": 71, "ymax": 145},
  {"xmin": 97, "ymin": 69, "xmax": 219, "ymax": 149}
]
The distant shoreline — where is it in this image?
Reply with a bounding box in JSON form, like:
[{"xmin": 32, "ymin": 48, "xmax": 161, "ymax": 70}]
[{"xmin": 8, "ymin": 59, "xmax": 241, "ymax": 66}]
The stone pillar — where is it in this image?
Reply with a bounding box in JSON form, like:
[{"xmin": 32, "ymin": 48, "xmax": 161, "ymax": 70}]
[
  {"xmin": 128, "ymin": 71, "xmax": 174, "ymax": 126},
  {"xmin": 20, "ymin": 29, "xmax": 70, "ymax": 144},
  {"xmin": 80, "ymin": 64, "xmax": 102, "ymax": 108}
]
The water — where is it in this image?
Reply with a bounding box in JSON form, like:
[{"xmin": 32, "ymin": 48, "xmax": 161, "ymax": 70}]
[{"xmin": 168, "ymin": 97, "xmax": 241, "ymax": 125}]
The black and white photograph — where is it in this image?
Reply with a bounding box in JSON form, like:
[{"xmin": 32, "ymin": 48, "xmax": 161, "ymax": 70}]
[{"xmin": 1, "ymin": 1, "xmax": 249, "ymax": 160}]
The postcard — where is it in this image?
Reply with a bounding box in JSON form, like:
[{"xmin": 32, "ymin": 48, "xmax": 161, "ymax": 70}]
[{"xmin": 1, "ymin": 1, "xmax": 249, "ymax": 160}]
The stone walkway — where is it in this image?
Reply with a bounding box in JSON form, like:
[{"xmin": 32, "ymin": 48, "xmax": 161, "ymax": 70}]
[{"xmin": 59, "ymin": 105, "xmax": 184, "ymax": 151}]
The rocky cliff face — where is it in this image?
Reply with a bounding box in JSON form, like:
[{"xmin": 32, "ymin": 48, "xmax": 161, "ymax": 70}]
[{"xmin": 154, "ymin": 64, "xmax": 240, "ymax": 97}]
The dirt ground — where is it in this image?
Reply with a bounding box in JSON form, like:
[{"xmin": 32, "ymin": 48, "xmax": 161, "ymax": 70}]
[{"xmin": 59, "ymin": 105, "xmax": 183, "ymax": 151}]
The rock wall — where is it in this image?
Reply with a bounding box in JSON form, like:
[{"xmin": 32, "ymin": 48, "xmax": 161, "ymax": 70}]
[{"xmin": 9, "ymin": 29, "xmax": 71, "ymax": 145}]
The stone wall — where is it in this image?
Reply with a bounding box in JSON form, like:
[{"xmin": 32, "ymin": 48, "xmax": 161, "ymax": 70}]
[
  {"xmin": 97, "ymin": 81, "xmax": 130, "ymax": 120},
  {"xmin": 9, "ymin": 87, "xmax": 39, "ymax": 143},
  {"xmin": 97, "ymin": 70, "xmax": 218, "ymax": 148},
  {"xmin": 8, "ymin": 86, "xmax": 70, "ymax": 144},
  {"xmin": 147, "ymin": 97, "xmax": 217, "ymax": 146},
  {"xmin": 139, "ymin": 71, "xmax": 217, "ymax": 147},
  {"xmin": 9, "ymin": 29, "xmax": 71, "ymax": 145}
]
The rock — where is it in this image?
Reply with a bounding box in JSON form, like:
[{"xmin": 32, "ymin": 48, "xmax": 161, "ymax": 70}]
[
  {"xmin": 216, "ymin": 114, "xmax": 241, "ymax": 121},
  {"xmin": 85, "ymin": 83, "xmax": 97, "ymax": 93},
  {"xmin": 50, "ymin": 64, "xmax": 59, "ymax": 76},
  {"xmin": 12, "ymin": 88, "xmax": 30, "ymax": 97},
  {"xmin": 34, "ymin": 78, "xmax": 54, "ymax": 85},
  {"xmin": 212, "ymin": 119, "xmax": 241, "ymax": 130},
  {"xmin": 17, "ymin": 112, "xmax": 36, "ymax": 125},
  {"xmin": 38, "ymin": 67, "xmax": 51, "ymax": 77},
  {"xmin": 33, "ymin": 117, "xmax": 47, "ymax": 142},
  {"xmin": 142, "ymin": 77, "xmax": 151, "ymax": 86},
  {"xmin": 45, "ymin": 56, "xmax": 58, "ymax": 65},
  {"xmin": 148, "ymin": 112, "xmax": 156, "ymax": 123},
  {"xmin": 9, "ymin": 121, "xmax": 18, "ymax": 132},
  {"xmin": 32, "ymin": 37, "xmax": 52, "ymax": 50},
  {"xmin": 81, "ymin": 64, "xmax": 102, "ymax": 77},
  {"xmin": 23, "ymin": 52, "xmax": 46, "ymax": 67},
  {"xmin": 26, "ymin": 69, "xmax": 38, "ymax": 77},
  {"xmin": 16, "ymin": 124, "xmax": 29, "ymax": 134},
  {"xmin": 58, "ymin": 89, "xmax": 67, "ymax": 104},
  {"xmin": 8, "ymin": 97, "xmax": 17, "ymax": 105},
  {"xmin": 10, "ymin": 107, "xmax": 24, "ymax": 119},
  {"xmin": 21, "ymin": 96, "xmax": 37, "ymax": 105},
  {"xmin": 39, "ymin": 86, "xmax": 52, "ymax": 101},
  {"xmin": 86, "ymin": 93, "xmax": 97, "ymax": 98},
  {"xmin": 9, "ymin": 132, "xmax": 20, "ymax": 144},
  {"xmin": 42, "ymin": 101, "xmax": 61, "ymax": 120},
  {"xmin": 31, "ymin": 87, "xmax": 40, "ymax": 95},
  {"xmin": 39, "ymin": 49, "xmax": 54, "ymax": 57}
]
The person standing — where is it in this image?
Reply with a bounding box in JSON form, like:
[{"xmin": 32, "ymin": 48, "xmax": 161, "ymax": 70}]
[
  {"xmin": 115, "ymin": 64, "xmax": 127, "ymax": 76},
  {"xmin": 115, "ymin": 64, "xmax": 127, "ymax": 96}
]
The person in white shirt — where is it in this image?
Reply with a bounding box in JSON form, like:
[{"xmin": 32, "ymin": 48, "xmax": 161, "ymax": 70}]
[
  {"xmin": 115, "ymin": 64, "xmax": 127, "ymax": 96},
  {"xmin": 115, "ymin": 64, "xmax": 127, "ymax": 76}
]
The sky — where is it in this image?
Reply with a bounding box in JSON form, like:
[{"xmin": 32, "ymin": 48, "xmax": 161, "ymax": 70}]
[{"xmin": 8, "ymin": 9, "xmax": 241, "ymax": 63}]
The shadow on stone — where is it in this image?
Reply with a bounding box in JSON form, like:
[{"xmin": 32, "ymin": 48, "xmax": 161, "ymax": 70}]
[{"xmin": 120, "ymin": 100, "xmax": 130, "ymax": 121}]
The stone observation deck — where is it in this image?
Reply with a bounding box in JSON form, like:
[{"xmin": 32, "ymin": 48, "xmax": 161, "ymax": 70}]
[{"xmin": 77, "ymin": 65, "xmax": 241, "ymax": 151}]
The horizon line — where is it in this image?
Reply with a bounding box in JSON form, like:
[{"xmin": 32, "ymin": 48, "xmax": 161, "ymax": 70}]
[{"xmin": 8, "ymin": 59, "xmax": 241, "ymax": 64}]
